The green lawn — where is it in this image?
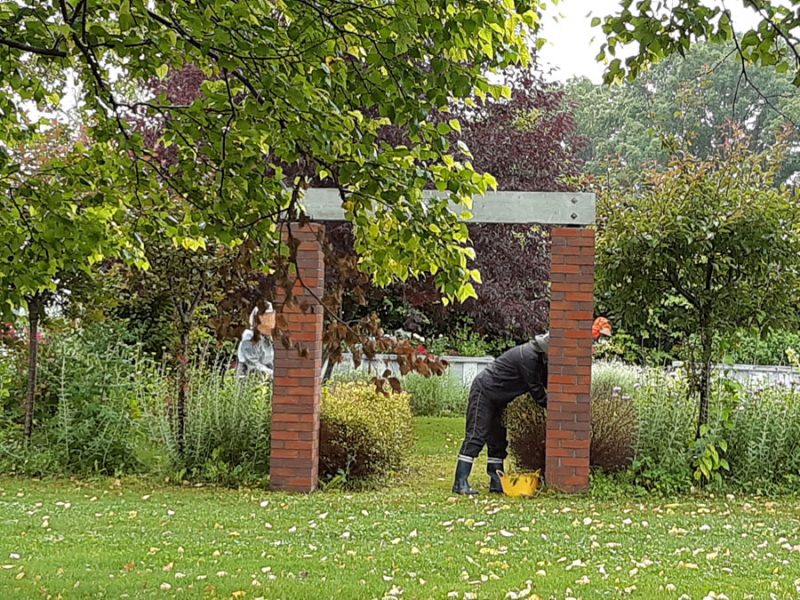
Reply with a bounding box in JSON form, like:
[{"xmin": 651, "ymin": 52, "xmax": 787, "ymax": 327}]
[{"xmin": 1, "ymin": 417, "xmax": 799, "ymax": 599}]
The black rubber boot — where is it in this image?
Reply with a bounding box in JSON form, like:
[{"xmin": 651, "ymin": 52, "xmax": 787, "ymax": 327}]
[
  {"xmin": 452, "ymin": 458, "xmax": 478, "ymax": 495},
  {"xmin": 487, "ymin": 459, "xmax": 504, "ymax": 494}
]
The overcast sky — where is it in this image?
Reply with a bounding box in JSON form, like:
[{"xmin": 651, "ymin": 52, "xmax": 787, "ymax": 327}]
[{"xmin": 537, "ymin": 0, "xmax": 763, "ymax": 83}]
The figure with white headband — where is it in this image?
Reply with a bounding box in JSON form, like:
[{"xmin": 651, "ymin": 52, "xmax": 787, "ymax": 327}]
[{"xmin": 236, "ymin": 302, "xmax": 275, "ymax": 378}]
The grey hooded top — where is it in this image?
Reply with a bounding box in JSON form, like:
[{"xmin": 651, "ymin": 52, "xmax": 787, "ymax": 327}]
[
  {"xmin": 237, "ymin": 329, "xmax": 274, "ymax": 376},
  {"xmin": 475, "ymin": 333, "xmax": 549, "ymax": 408}
]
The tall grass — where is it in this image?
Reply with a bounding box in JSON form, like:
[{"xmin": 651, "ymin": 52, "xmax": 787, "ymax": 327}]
[
  {"xmin": 143, "ymin": 350, "xmax": 272, "ymax": 485},
  {"xmin": 402, "ymin": 372, "xmax": 469, "ymax": 416},
  {"xmin": 726, "ymin": 385, "xmax": 800, "ymax": 490},
  {"xmin": 629, "ymin": 369, "xmax": 800, "ymax": 493},
  {"xmin": 630, "ymin": 370, "xmax": 697, "ymax": 492}
]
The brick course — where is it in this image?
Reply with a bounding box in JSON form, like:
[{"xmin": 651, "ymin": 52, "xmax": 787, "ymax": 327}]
[
  {"xmin": 269, "ymin": 223, "xmax": 325, "ymax": 492},
  {"xmin": 546, "ymin": 227, "xmax": 595, "ymax": 492}
]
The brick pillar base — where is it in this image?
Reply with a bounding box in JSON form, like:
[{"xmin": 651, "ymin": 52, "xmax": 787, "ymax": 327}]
[
  {"xmin": 270, "ymin": 223, "xmax": 325, "ymax": 492},
  {"xmin": 546, "ymin": 227, "xmax": 595, "ymax": 492}
]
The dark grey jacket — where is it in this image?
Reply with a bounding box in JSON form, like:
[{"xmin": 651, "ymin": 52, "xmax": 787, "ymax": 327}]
[{"xmin": 474, "ymin": 334, "xmax": 549, "ymax": 408}]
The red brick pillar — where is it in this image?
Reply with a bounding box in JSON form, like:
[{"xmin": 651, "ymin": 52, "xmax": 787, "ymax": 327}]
[
  {"xmin": 546, "ymin": 227, "xmax": 595, "ymax": 492},
  {"xmin": 270, "ymin": 223, "xmax": 325, "ymax": 492}
]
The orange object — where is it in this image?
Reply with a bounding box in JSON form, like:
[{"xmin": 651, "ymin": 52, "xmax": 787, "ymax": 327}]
[{"xmin": 592, "ymin": 317, "xmax": 612, "ymax": 341}]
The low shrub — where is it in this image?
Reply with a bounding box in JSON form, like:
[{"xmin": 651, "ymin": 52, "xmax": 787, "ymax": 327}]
[
  {"xmin": 402, "ymin": 372, "xmax": 469, "ymax": 416},
  {"xmin": 506, "ymin": 362, "xmax": 640, "ymax": 473},
  {"xmin": 319, "ymin": 381, "xmax": 414, "ymax": 484},
  {"xmin": 144, "ymin": 357, "xmax": 272, "ymax": 486},
  {"xmin": 504, "ymin": 395, "xmax": 546, "ymax": 470},
  {"xmin": 589, "ymin": 362, "xmax": 639, "ymax": 471}
]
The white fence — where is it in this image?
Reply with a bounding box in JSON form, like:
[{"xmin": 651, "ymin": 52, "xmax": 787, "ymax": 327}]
[
  {"xmin": 335, "ymin": 355, "xmax": 800, "ymax": 389},
  {"xmin": 672, "ymin": 362, "xmax": 800, "ymax": 388},
  {"xmin": 334, "ymin": 353, "xmax": 495, "ymax": 387}
]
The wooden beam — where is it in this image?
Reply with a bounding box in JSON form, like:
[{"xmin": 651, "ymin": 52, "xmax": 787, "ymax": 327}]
[{"xmin": 300, "ymin": 189, "xmax": 595, "ymax": 225}]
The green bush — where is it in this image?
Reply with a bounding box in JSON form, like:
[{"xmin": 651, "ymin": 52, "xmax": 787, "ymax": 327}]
[
  {"xmin": 633, "ymin": 373, "xmax": 800, "ymax": 493},
  {"xmin": 1, "ymin": 322, "xmax": 154, "ymax": 476},
  {"xmin": 721, "ymin": 329, "xmax": 800, "ymax": 366},
  {"xmin": 506, "ymin": 362, "xmax": 640, "ymax": 473},
  {"xmin": 0, "ymin": 349, "xmax": 19, "ymax": 413},
  {"xmin": 1, "ymin": 323, "xmax": 272, "ymax": 485},
  {"xmin": 1, "ymin": 321, "xmax": 25, "ymax": 411},
  {"xmin": 319, "ymin": 381, "xmax": 414, "ymax": 484},
  {"xmin": 144, "ymin": 357, "xmax": 272, "ymax": 486},
  {"xmin": 402, "ymin": 372, "xmax": 468, "ymax": 416},
  {"xmin": 426, "ymin": 324, "xmax": 513, "ymax": 357}
]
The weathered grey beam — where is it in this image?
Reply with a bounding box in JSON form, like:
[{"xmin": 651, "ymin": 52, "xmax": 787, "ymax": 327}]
[{"xmin": 300, "ymin": 189, "xmax": 595, "ymax": 225}]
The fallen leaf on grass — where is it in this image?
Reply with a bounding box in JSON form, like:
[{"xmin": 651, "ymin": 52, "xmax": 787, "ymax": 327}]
[{"xmin": 565, "ymin": 559, "xmax": 585, "ymax": 570}]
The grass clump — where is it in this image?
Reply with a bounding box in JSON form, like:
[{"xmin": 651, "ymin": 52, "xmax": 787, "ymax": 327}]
[{"xmin": 402, "ymin": 372, "xmax": 468, "ymax": 416}]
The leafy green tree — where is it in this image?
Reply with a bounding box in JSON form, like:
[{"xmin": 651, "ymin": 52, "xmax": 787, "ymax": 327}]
[
  {"xmin": 0, "ymin": 126, "xmax": 144, "ymax": 437},
  {"xmin": 597, "ymin": 1, "xmax": 800, "ymax": 87},
  {"xmin": 0, "ymin": 0, "xmax": 544, "ymax": 305},
  {"xmin": 567, "ymin": 43, "xmax": 800, "ymax": 184},
  {"xmin": 598, "ymin": 132, "xmax": 800, "ymax": 435}
]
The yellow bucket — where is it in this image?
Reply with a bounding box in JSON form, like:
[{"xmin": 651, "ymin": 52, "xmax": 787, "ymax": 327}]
[{"xmin": 498, "ymin": 470, "xmax": 541, "ymax": 498}]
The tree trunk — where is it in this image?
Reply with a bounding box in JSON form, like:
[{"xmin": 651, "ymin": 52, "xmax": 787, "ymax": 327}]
[
  {"xmin": 697, "ymin": 324, "xmax": 713, "ymax": 438},
  {"xmin": 23, "ymin": 294, "xmax": 42, "ymax": 440},
  {"xmin": 176, "ymin": 324, "xmax": 190, "ymax": 456}
]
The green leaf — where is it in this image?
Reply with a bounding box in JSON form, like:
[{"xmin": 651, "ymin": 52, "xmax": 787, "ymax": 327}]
[
  {"xmin": 119, "ymin": 0, "xmax": 133, "ymax": 31},
  {"xmin": 455, "ymin": 282, "xmax": 478, "ymax": 303}
]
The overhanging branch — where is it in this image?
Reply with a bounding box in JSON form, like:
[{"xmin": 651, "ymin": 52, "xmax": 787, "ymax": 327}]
[{"xmin": 0, "ymin": 36, "xmax": 66, "ymax": 57}]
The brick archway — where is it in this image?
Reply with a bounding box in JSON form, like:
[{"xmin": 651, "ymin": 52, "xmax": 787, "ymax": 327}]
[{"xmin": 269, "ymin": 191, "xmax": 595, "ymax": 493}]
